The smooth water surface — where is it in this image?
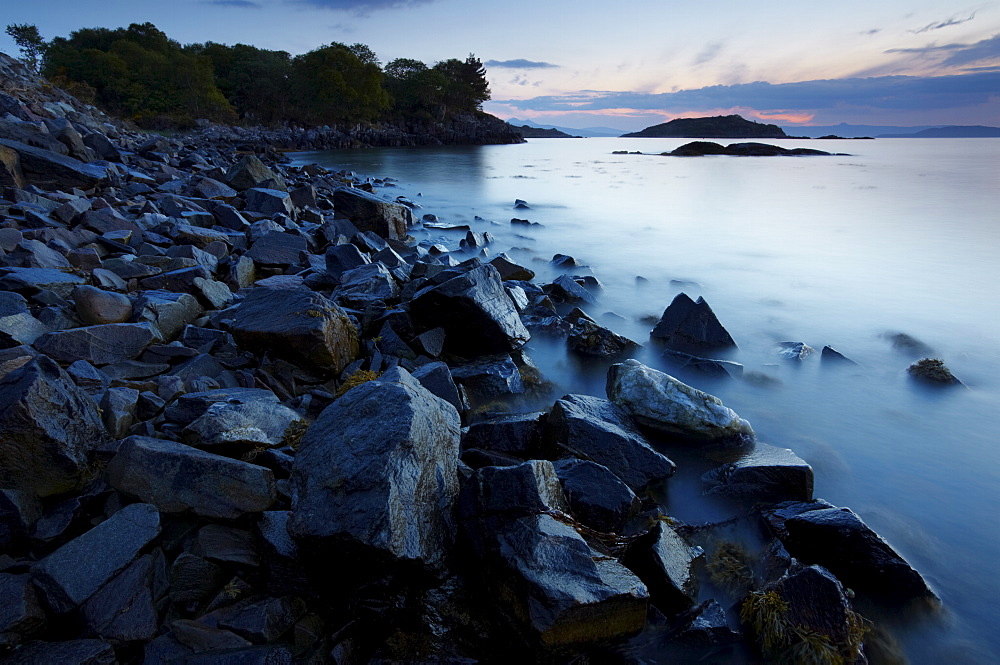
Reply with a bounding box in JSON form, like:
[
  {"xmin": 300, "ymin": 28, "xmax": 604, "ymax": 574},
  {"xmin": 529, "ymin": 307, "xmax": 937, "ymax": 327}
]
[{"xmin": 292, "ymin": 138, "xmax": 1000, "ymax": 663}]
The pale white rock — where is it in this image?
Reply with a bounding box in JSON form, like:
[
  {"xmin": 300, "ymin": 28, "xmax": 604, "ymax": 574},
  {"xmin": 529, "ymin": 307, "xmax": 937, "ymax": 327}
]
[{"xmin": 606, "ymin": 359, "xmax": 753, "ymax": 442}]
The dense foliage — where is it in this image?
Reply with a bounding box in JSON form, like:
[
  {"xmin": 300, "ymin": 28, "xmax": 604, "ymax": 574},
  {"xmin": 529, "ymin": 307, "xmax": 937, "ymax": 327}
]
[{"xmin": 17, "ymin": 21, "xmax": 491, "ymax": 129}]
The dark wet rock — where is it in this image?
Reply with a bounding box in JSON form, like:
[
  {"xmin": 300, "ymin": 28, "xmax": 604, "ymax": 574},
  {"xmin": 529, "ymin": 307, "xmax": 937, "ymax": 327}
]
[
  {"xmin": 462, "ymin": 460, "xmax": 570, "ymax": 522},
  {"xmin": 545, "ymin": 274, "xmax": 597, "ymax": 305},
  {"xmin": 226, "ymin": 155, "xmax": 287, "ymax": 192},
  {"xmin": 256, "ymin": 512, "xmax": 309, "ymax": 596},
  {"xmin": 0, "ymin": 355, "xmax": 108, "ymax": 497},
  {"xmin": 672, "ymin": 599, "xmax": 741, "ymax": 647},
  {"xmin": 552, "ymin": 458, "xmax": 641, "ymax": 533},
  {"xmin": 486, "ymin": 513, "xmax": 648, "ymax": 647},
  {"xmin": 66, "ymin": 360, "xmax": 110, "ymax": 395},
  {"xmin": 164, "ymin": 387, "xmax": 280, "ymax": 425},
  {"xmin": 107, "ymin": 436, "xmax": 276, "ymax": 519},
  {"xmin": 410, "ymin": 263, "xmax": 529, "ymax": 357},
  {"xmin": 33, "ymin": 503, "xmax": 160, "ymax": 613},
  {"xmin": 177, "ymin": 645, "xmax": 294, "ymax": 664},
  {"xmin": 0, "ymin": 138, "xmax": 107, "ymax": 190},
  {"xmin": 169, "ymin": 620, "xmax": 252, "ymax": 652},
  {"xmin": 776, "ymin": 341, "xmax": 815, "ymax": 361},
  {"xmin": 288, "ymin": 367, "xmax": 460, "ymax": 573},
  {"xmin": 607, "ymin": 359, "xmax": 754, "ymax": 442},
  {"xmin": 194, "ymin": 524, "xmax": 260, "ymax": 568},
  {"xmin": 0, "ymin": 490, "xmax": 38, "ymax": 553},
  {"xmin": 325, "ymin": 243, "xmax": 370, "ymax": 278},
  {"xmin": 71, "ymin": 286, "xmax": 132, "ymax": 326},
  {"xmin": 460, "ymin": 230, "xmax": 494, "ymax": 251},
  {"xmin": 621, "ymin": 520, "xmax": 700, "ymax": 615},
  {"xmin": 450, "ymin": 354, "xmax": 524, "ymax": 406},
  {"xmin": 884, "ymin": 331, "xmax": 934, "ymax": 356},
  {"xmin": 230, "ymin": 287, "xmax": 358, "ymax": 374},
  {"xmin": 182, "ymin": 394, "xmax": 305, "ymax": 451},
  {"xmin": 0, "ymin": 639, "xmax": 116, "ymax": 664},
  {"xmin": 0, "ymin": 291, "xmax": 48, "ymax": 346},
  {"xmin": 550, "ymin": 253, "xmax": 583, "ymax": 269},
  {"xmin": 132, "ymin": 290, "xmax": 203, "ymax": 341},
  {"xmin": 702, "ymin": 442, "xmax": 813, "ymax": 503},
  {"xmin": 169, "ymin": 553, "xmax": 227, "ymax": 606},
  {"xmin": 333, "ymin": 187, "xmax": 413, "ymax": 240},
  {"xmin": 413, "ymin": 326, "xmax": 446, "ymax": 358},
  {"xmin": 335, "ymin": 262, "xmax": 400, "ymax": 306},
  {"xmin": 650, "ymin": 293, "xmax": 736, "ymax": 353},
  {"xmin": 410, "ymin": 361, "xmax": 465, "ymax": 413},
  {"xmin": 212, "ymin": 595, "xmax": 307, "ymax": 644},
  {"xmin": 244, "ymin": 188, "xmax": 293, "ymax": 217},
  {"xmin": 545, "ymin": 393, "xmax": 676, "ymax": 493},
  {"xmin": 489, "ymin": 253, "xmax": 535, "ymax": 281},
  {"xmin": 245, "ymin": 231, "xmax": 307, "ymax": 267},
  {"xmin": 100, "ymin": 386, "xmax": 139, "ymax": 438},
  {"xmin": 0, "ymin": 573, "xmax": 45, "ymax": 646},
  {"xmin": 462, "ymin": 412, "xmax": 544, "ymax": 457},
  {"xmin": 568, "ymin": 317, "xmax": 638, "ymax": 358},
  {"xmin": 81, "ymin": 552, "xmax": 161, "ymax": 642},
  {"xmin": 34, "ymin": 322, "xmax": 156, "ymax": 366},
  {"xmin": 0, "ymin": 267, "xmax": 86, "ymax": 298},
  {"xmin": 765, "ymin": 502, "xmax": 935, "ymax": 601},
  {"xmin": 821, "ymin": 345, "xmax": 859, "ymax": 366},
  {"xmin": 662, "ymin": 348, "xmax": 744, "ymax": 378},
  {"xmin": 907, "ymin": 358, "xmax": 963, "ymax": 386}
]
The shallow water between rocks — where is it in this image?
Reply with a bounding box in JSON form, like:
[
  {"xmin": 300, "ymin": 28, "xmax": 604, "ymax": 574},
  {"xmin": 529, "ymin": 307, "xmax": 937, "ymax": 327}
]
[{"xmin": 291, "ymin": 137, "xmax": 1000, "ymax": 663}]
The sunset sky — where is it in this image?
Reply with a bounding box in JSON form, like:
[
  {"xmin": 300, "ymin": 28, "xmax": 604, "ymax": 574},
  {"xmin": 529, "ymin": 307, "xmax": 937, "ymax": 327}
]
[{"xmin": 2, "ymin": 0, "xmax": 998, "ymax": 130}]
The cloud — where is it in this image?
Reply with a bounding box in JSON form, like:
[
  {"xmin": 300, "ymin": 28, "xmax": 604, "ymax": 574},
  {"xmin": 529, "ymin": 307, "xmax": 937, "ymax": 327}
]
[
  {"xmin": 485, "ymin": 59, "xmax": 558, "ymax": 69},
  {"xmin": 911, "ymin": 12, "xmax": 976, "ymax": 34},
  {"xmin": 495, "ymin": 71, "xmax": 1000, "ymax": 114},
  {"xmin": 206, "ymin": 0, "xmax": 262, "ymax": 6},
  {"xmin": 693, "ymin": 42, "xmax": 723, "ymax": 66},
  {"xmin": 886, "ymin": 33, "xmax": 1000, "ymax": 67},
  {"xmin": 297, "ymin": 0, "xmax": 434, "ymax": 14}
]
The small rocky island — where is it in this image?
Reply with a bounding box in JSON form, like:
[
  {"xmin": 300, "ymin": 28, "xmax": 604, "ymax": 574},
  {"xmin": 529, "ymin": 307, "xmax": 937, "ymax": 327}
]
[
  {"xmin": 0, "ymin": 51, "xmax": 941, "ymax": 663},
  {"xmin": 621, "ymin": 114, "xmax": 787, "ymax": 138},
  {"xmin": 615, "ymin": 141, "xmax": 842, "ymax": 157}
]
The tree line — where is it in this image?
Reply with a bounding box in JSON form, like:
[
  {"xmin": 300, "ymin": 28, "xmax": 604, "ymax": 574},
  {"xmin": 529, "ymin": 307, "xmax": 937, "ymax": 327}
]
[{"xmin": 4, "ymin": 22, "xmax": 491, "ymax": 129}]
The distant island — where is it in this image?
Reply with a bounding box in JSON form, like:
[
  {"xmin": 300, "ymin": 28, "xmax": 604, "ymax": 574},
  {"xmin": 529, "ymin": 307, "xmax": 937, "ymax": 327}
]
[
  {"xmin": 510, "ymin": 124, "xmax": 580, "ymax": 138},
  {"xmin": 621, "ymin": 114, "xmax": 787, "ymax": 138},
  {"xmin": 877, "ymin": 125, "xmax": 1000, "ymax": 138}
]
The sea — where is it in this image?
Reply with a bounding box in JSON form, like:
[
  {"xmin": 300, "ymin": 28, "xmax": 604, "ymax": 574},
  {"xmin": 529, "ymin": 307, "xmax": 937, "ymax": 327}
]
[{"xmin": 290, "ymin": 137, "xmax": 1000, "ymax": 663}]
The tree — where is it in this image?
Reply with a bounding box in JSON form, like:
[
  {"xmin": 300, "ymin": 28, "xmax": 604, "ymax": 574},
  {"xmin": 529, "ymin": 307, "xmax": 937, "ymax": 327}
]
[
  {"xmin": 290, "ymin": 42, "xmax": 390, "ymax": 124},
  {"xmin": 191, "ymin": 42, "xmax": 292, "ymax": 124},
  {"xmin": 5, "ymin": 23, "xmax": 46, "ymax": 72},
  {"xmin": 432, "ymin": 54, "xmax": 490, "ymax": 115},
  {"xmin": 384, "ymin": 57, "xmax": 448, "ymax": 120}
]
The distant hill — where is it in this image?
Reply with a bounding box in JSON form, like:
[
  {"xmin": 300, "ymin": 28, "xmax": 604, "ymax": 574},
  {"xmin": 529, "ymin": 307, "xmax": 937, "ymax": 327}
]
[
  {"xmin": 781, "ymin": 123, "xmax": 939, "ymax": 138},
  {"xmin": 507, "ymin": 118, "xmax": 625, "ymax": 137},
  {"xmin": 509, "ymin": 124, "xmax": 579, "ymax": 138},
  {"xmin": 621, "ymin": 114, "xmax": 786, "ymax": 138},
  {"xmin": 877, "ymin": 125, "xmax": 1000, "ymax": 138}
]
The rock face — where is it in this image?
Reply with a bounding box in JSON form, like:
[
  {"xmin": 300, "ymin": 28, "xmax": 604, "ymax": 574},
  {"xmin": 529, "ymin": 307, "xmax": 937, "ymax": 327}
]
[
  {"xmin": 288, "ymin": 367, "xmax": 461, "ymax": 572},
  {"xmin": 0, "ymin": 138, "xmax": 107, "ymax": 189},
  {"xmin": 552, "ymin": 458, "xmax": 641, "ymax": 533},
  {"xmin": 545, "ymin": 394, "xmax": 676, "ymax": 493},
  {"xmin": 607, "ymin": 359, "xmax": 753, "ymax": 442},
  {"xmin": 34, "ymin": 323, "xmax": 156, "ymax": 366},
  {"xmin": 622, "ymin": 521, "xmax": 700, "ymax": 614},
  {"xmin": 332, "ymin": 187, "xmax": 413, "ymax": 240},
  {"xmin": 229, "ymin": 287, "xmax": 358, "ymax": 374},
  {"xmin": 0, "ymin": 356, "xmax": 108, "ymax": 497},
  {"xmin": 410, "ymin": 263, "xmax": 530, "ymax": 357},
  {"xmin": 107, "ymin": 437, "xmax": 276, "ymax": 519},
  {"xmin": 702, "ymin": 442, "xmax": 814, "ymax": 503},
  {"xmin": 650, "ymin": 293, "xmax": 736, "ymax": 353}
]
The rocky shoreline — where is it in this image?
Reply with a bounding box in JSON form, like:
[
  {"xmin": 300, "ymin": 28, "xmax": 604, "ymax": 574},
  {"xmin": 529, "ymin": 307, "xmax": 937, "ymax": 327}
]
[{"xmin": 0, "ymin": 52, "xmax": 940, "ymax": 663}]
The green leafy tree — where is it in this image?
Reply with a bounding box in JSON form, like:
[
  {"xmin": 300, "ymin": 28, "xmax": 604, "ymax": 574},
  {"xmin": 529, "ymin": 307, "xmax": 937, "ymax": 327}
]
[
  {"xmin": 191, "ymin": 42, "xmax": 292, "ymax": 125},
  {"xmin": 5, "ymin": 23, "xmax": 46, "ymax": 71},
  {"xmin": 384, "ymin": 57, "xmax": 449, "ymax": 120},
  {"xmin": 433, "ymin": 54, "xmax": 490, "ymax": 115},
  {"xmin": 290, "ymin": 42, "xmax": 391, "ymax": 124}
]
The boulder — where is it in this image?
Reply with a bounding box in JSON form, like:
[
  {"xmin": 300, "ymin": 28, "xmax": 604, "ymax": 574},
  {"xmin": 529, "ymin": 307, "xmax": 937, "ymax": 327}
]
[
  {"xmin": 230, "ymin": 287, "xmax": 358, "ymax": 374},
  {"xmin": 462, "ymin": 460, "xmax": 570, "ymax": 521},
  {"xmin": 0, "ymin": 573, "xmax": 45, "ymax": 646},
  {"xmin": 462, "ymin": 412, "xmax": 544, "ymax": 458},
  {"xmin": 552, "ymin": 458, "xmax": 641, "ymax": 533},
  {"xmin": 821, "ymin": 345, "xmax": 858, "ymax": 366},
  {"xmin": 650, "ymin": 293, "xmax": 736, "ymax": 353},
  {"xmin": 662, "ymin": 349, "xmax": 743, "ymax": 378},
  {"xmin": 332, "ymin": 187, "xmax": 413, "ymax": 240},
  {"xmin": 545, "ymin": 394, "xmax": 676, "ymax": 493},
  {"xmin": 776, "ymin": 341, "xmax": 815, "ymax": 361},
  {"xmin": 132, "ymin": 290, "xmax": 204, "ymax": 341},
  {"xmin": 182, "ymin": 396, "xmax": 306, "ymax": 450},
  {"xmin": 907, "ymin": 358, "xmax": 963, "ymax": 386},
  {"xmin": 245, "ymin": 188, "xmax": 293, "ymax": 217},
  {"xmin": 32, "ymin": 503, "xmax": 161, "ymax": 613},
  {"xmin": 213, "ymin": 596, "xmax": 307, "ymax": 644},
  {"xmin": 226, "ymin": 155, "xmax": 287, "ymax": 192},
  {"xmin": 288, "ymin": 367, "xmax": 461, "ymax": 573},
  {"xmin": 410, "ymin": 361, "xmax": 465, "ymax": 413},
  {"xmin": 702, "ymin": 442, "xmax": 813, "ymax": 504},
  {"xmin": 410, "ymin": 263, "xmax": 529, "ymax": 357},
  {"xmin": 34, "ymin": 323, "xmax": 156, "ymax": 366},
  {"xmin": 107, "ymin": 436, "xmax": 276, "ymax": 519},
  {"xmin": 334, "ymin": 262, "xmax": 399, "ymax": 307},
  {"xmin": 0, "ymin": 356, "xmax": 107, "ymax": 496},
  {"xmin": 164, "ymin": 387, "xmax": 282, "ymax": 425},
  {"xmin": 607, "ymin": 359, "xmax": 753, "ymax": 442},
  {"xmin": 245, "ymin": 231, "xmax": 308, "ymax": 267},
  {"xmin": 0, "ymin": 144, "xmax": 25, "ymax": 189},
  {"xmin": 0, "ymin": 291, "xmax": 48, "ymax": 346},
  {"xmin": 489, "ymin": 254, "xmax": 534, "ymax": 281},
  {"xmin": 567, "ymin": 318, "xmax": 638, "ymax": 358},
  {"xmin": 0, "ymin": 267, "xmax": 86, "ymax": 298},
  {"xmin": 71, "ymin": 286, "xmax": 132, "ymax": 326},
  {"xmin": 0, "ymin": 138, "xmax": 107, "ymax": 190},
  {"xmin": 325, "ymin": 243, "xmax": 370, "ymax": 278},
  {"xmin": 621, "ymin": 521, "xmax": 700, "ymax": 615},
  {"xmin": 449, "ymin": 354, "xmax": 524, "ymax": 406},
  {"xmin": 81, "ymin": 553, "xmax": 162, "ymax": 642}
]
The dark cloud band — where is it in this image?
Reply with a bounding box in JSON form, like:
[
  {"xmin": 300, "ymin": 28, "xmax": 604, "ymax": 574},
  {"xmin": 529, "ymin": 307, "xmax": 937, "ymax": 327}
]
[{"xmin": 297, "ymin": 0, "xmax": 433, "ymax": 13}]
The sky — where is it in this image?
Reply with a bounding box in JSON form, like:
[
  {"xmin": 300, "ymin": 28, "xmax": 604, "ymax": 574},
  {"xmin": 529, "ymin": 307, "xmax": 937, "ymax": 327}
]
[{"xmin": 2, "ymin": 0, "xmax": 999, "ymax": 130}]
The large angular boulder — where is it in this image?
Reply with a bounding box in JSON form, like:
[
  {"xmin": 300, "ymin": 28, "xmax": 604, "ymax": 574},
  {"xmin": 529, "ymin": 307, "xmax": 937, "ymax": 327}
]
[
  {"xmin": 244, "ymin": 188, "xmax": 293, "ymax": 217},
  {"xmin": 333, "ymin": 187, "xmax": 412, "ymax": 240},
  {"xmin": 410, "ymin": 263, "xmax": 530, "ymax": 357},
  {"xmin": 81, "ymin": 553, "xmax": 162, "ymax": 643},
  {"xmin": 182, "ymin": 397, "xmax": 306, "ymax": 451},
  {"xmin": 621, "ymin": 521, "xmax": 700, "ymax": 615},
  {"xmin": 545, "ymin": 394, "xmax": 675, "ymax": 493},
  {"xmin": 0, "ymin": 356, "xmax": 108, "ymax": 496},
  {"xmin": 0, "ymin": 291, "xmax": 48, "ymax": 346},
  {"xmin": 230, "ymin": 287, "xmax": 358, "ymax": 374},
  {"xmin": 702, "ymin": 442, "xmax": 813, "ymax": 504},
  {"xmin": 32, "ymin": 503, "xmax": 161, "ymax": 613},
  {"xmin": 607, "ymin": 359, "xmax": 753, "ymax": 442},
  {"xmin": 132, "ymin": 290, "xmax": 204, "ymax": 341},
  {"xmin": 107, "ymin": 436, "xmax": 276, "ymax": 519},
  {"xmin": 225, "ymin": 155, "xmax": 287, "ymax": 191},
  {"xmin": 34, "ymin": 323, "xmax": 157, "ymax": 366},
  {"xmin": 0, "ymin": 144, "xmax": 25, "ymax": 189},
  {"xmin": 552, "ymin": 458, "xmax": 641, "ymax": 534},
  {"xmin": 650, "ymin": 293, "xmax": 736, "ymax": 353},
  {"xmin": 0, "ymin": 267, "xmax": 86, "ymax": 298},
  {"xmin": 0, "ymin": 138, "xmax": 107, "ymax": 190},
  {"xmin": 245, "ymin": 231, "xmax": 308, "ymax": 267},
  {"xmin": 288, "ymin": 367, "xmax": 461, "ymax": 572}
]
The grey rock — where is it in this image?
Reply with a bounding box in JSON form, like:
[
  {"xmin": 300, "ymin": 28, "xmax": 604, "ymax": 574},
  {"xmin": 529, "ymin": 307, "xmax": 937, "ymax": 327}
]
[
  {"xmin": 107, "ymin": 436, "xmax": 276, "ymax": 519},
  {"xmin": 325, "ymin": 243, "xmax": 370, "ymax": 278},
  {"xmin": 0, "ymin": 639, "xmax": 116, "ymax": 664},
  {"xmin": 132, "ymin": 290, "xmax": 204, "ymax": 341},
  {"xmin": 168, "ymin": 553, "xmax": 226, "ymax": 606},
  {"xmin": 0, "ymin": 291, "xmax": 48, "ymax": 346},
  {"xmin": 552, "ymin": 458, "xmax": 641, "ymax": 533},
  {"xmin": 245, "ymin": 188, "xmax": 293, "ymax": 217},
  {"xmin": 33, "ymin": 503, "xmax": 161, "ymax": 613},
  {"xmin": 34, "ymin": 323, "xmax": 156, "ymax": 366},
  {"xmin": 0, "ymin": 356, "xmax": 107, "ymax": 496},
  {"xmin": 462, "ymin": 412, "xmax": 544, "ymax": 457},
  {"xmin": 662, "ymin": 349, "xmax": 744, "ymax": 378},
  {"xmin": 194, "ymin": 524, "xmax": 259, "ymax": 568},
  {"xmin": 0, "ymin": 267, "xmax": 86, "ymax": 298},
  {"xmin": 170, "ymin": 620, "xmax": 251, "ymax": 652},
  {"xmin": 449, "ymin": 354, "xmax": 524, "ymax": 406},
  {"xmin": 288, "ymin": 367, "xmax": 461, "ymax": 572},
  {"xmin": 0, "ymin": 573, "xmax": 45, "ymax": 646},
  {"xmin": 464, "ymin": 460, "xmax": 570, "ymax": 520},
  {"xmin": 81, "ymin": 553, "xmax": 161, "ymax": 642},
  {"xmin": 0, "ymin": 138, "xmax": 107, "ymax": 189},
  {"xmin": 650, "ymin": 293, "xmax": 736, "ymax": 353},
  {"xmin": 100, "ymin": 386, "xmax": 139, "ymax": 439},
  {"xmin": 821, "ymin": 345, "xmax": 858, "ymax": 366},
  {"xmin": 607, "ymin": 359, "xmax": 754, "ymax": 442},
  {"xmin": 702, "ymin": 442, "xmax": 814, "ymax": 504},
  {"xmin": 213, "ymin": 596, "xmax": 307, "ymax": 644},
  {"xmin": 333, "ymin": 187, "xmax": 412, "ymax": 240},
  {"xmin": 622, "ymin": 520, "xmax": 700, "ymax": 614},
  {"xmin": 489, "ymin": 253, "xmax": 535, "ymax": 281},
  {"xmin": 568, "ymin": 317, "xmax": 638, "ymax": 358},
  {"xmin": 71, "ymin": 286, "xmax": 132, "ymax": 326},
  {"xmin": 226, "ymin": 155, "xmax": 287, "ymax": 192},
  {"xmin": 164, "ymin": 387, "xmax": 280, "ymax": 425},
  {"xmin": 335, "ymin": 262, "xmax": 399, "ymax": 306},
  {"xmin": 546, "ymin": 393, "xmax": 675, "ymax": 493},
  {"xmin": 546, "ymin": 274, "xmax": 597, "ymax": 305},
  {"xmin": 410, "ymin": 361, "xmax": 464, "ymax": 413},
  {"xmin": 245, "ymin": 232, "xmax": 307, "ymax": 267},
  {"xmin": 776, "ymin": 341, "xmax": 815, "ymax": 361},
  {"xmin": 182, "ymin": 397, "xmax": 306, "ymax": 450}
]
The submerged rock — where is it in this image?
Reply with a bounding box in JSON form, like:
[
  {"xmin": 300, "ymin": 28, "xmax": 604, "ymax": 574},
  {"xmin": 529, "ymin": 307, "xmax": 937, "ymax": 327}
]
[
  {"xmin": 907, "ymin": 358, "xmax": 963, "ymax": 386},
  {"xmin": 607, "ymin": 359, "xmax": 753, "ymax": 442},
  {"xmin": 650, "ymin": 293, "xmax": 736, "ymax": 353},
  {"xmin": 702, "ymin": 442, "xmax": 814, "ymax": 503}
]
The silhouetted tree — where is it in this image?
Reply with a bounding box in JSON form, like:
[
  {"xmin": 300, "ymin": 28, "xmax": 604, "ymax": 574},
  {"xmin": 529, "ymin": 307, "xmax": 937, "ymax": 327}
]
[
  {"xmin": 290, "ymin": 42, "xmax": 391, "ymax": 124},
  {"xmin": 5, "ymin": 23, "xmax": 46, "ymax": 71}
]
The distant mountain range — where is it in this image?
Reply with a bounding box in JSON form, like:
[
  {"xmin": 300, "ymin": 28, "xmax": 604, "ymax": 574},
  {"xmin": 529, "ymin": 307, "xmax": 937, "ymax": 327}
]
[
  {"xmin": 508, "ymin": 124, "xmax": 580, "ymax": 138},
  {"xmin": 877, "ymin": 126, "xmax": 1000, "ymax": 138},
  {"xmin": 506, "ymin": 118, "xmax": 625, "ymax": 137},
  {"xmin": 782, "ymin": 122, "xmax": 1000, "ymax": 138},
  {"xmin": 622, "ymin": 115, "xmax": 786, "ymax": 138}
]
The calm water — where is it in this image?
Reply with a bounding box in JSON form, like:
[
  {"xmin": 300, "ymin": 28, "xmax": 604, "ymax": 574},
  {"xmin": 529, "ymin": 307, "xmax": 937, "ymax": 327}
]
[{"xmin": 291, "ymin": 138, "xmax": 1000, "ymax": 663}]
